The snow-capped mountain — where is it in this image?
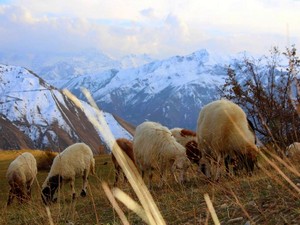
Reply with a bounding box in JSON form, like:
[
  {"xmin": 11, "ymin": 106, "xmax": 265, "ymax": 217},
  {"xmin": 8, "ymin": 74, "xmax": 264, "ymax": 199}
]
[
  {"xmin": 0, "ymin": 49, "xmax": 155, "ymax": 87},
  {"xmin": 63, "ymin": 49, "xmax": 232, "ymax": 130},
  {"xmin": 37, "ymin": 49, "xmax": 121, "ymax": 83},
  {"xmin": 0, "ymin": 64, "xmax": 132, "ymax": 152},
  {"xmin": 119, "ymin": 53, "xmax": 155, "ymax": 69}
]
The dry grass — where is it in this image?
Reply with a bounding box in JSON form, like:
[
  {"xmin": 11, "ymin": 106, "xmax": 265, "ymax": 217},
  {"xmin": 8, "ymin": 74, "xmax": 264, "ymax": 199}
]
[{"xmin": 0, "ymin": 150, "xmax": 299, "ymax": 225}]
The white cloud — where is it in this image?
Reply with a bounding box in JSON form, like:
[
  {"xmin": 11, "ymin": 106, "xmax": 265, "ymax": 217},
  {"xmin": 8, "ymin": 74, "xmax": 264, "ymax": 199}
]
[{"xmin": 0, "ymin": 0, "xmax": 299, "ymax": 59}]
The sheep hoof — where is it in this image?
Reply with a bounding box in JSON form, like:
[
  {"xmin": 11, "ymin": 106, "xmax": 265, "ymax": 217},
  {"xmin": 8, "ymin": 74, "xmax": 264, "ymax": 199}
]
[{"xmin": 80, "ymin": 190, "xmax": 87, "ymax": 197}]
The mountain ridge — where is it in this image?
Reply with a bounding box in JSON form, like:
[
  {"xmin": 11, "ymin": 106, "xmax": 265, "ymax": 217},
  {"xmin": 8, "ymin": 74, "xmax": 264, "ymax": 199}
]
[{"xmin": 0, "ymin": 64, "xmax": 132, "ymax": 152}]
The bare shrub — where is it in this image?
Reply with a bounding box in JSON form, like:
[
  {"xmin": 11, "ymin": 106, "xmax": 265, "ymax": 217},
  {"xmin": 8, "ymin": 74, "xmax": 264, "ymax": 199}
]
[{"xmin": 220, "ymin": 46, "xmax": 300, "ymax": 155}]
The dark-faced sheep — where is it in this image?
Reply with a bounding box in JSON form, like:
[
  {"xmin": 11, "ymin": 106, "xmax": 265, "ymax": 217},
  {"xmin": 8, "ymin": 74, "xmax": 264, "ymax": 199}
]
[
  {"xmin": 6, "ymin": 152, "xmax": 37, "ymax": 206},
  {"xmin": 112, "ymin": 138, "xmax": 135, "ymax": 186},
  {"xmin": 133, "ymin": 121, "xmax": 190, "ymax": 188},
  {"xmin": 197, "ymin": 99, "xmax": 258, "ymax": 180},
  {"xmin": 41, "ymin": 143, "xmax": 95, "ymax": 204},
  {"xmin": 170, "ymin": 128, "xmax": 202, "ymax": 166}
]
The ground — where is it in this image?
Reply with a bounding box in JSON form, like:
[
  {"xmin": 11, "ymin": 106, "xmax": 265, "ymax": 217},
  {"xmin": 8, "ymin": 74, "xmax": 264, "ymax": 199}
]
[{"xmin": 0, "ymin": 150, "xmax": 299, "ymax": 225}]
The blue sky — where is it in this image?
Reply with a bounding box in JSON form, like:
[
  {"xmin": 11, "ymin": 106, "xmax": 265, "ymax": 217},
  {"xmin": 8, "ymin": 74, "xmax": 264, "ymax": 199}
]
[{"xmin": 0, "ymin": 0, "xmax": 299, "ymax": 59}]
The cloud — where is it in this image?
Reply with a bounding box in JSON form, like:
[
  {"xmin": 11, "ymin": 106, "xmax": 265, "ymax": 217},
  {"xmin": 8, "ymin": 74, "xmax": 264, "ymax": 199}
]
[
  {"xmin": 0, "ymin": 5, "xmax": 94, "ymax": 53},
  {"xmin": 140, "ymin": 8, "xmax": 156, "ymax": 18},
  {"xmin": 0, "ymin": 0, "xmax": 299, "ymax": 59}
]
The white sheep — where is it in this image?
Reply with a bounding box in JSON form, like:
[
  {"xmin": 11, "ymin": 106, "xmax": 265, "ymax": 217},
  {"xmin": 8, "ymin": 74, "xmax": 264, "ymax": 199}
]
[
  {"xmin": 6, "ymin": 152, "xmax": 37, "ymax": 206},
  {"xmin": 196, "ymin": 99, "xmax": 258, "ymax": 180},
  {"xmin": 41, "ymin": 143, "xmax": 95, "ymax": 204},
  {"xmin": 133, "ymin": 121, "xmax": 190, "ymax": 188},
  {"xmin": 285, "ymin": 142, "xmax": 300, "ymax": 158},
  {"xmin": 170, "ymin": 128, "xmax": 202, "ymax": 165}
]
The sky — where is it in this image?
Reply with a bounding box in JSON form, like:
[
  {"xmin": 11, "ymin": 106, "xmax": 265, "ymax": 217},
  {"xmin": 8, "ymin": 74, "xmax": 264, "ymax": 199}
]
[{"xmin": 0, "ymin": 0, "xmax": 299, "ymax": 59}]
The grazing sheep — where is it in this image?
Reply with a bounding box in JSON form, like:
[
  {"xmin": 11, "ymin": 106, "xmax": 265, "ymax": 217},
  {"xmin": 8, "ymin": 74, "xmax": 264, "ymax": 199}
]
[
  {"xmin": 170, "ymin": 128, "xmax": 202, "ymax": 165},
  {"xmin": 197, "ymin": 99, "xmax": 258, "ymax": 180},
  {"xmin": 133, "ymin": 121, "xmax": 190, "ymax": 188},
  {"xmin": 41, "ymin": 143, "xmax": 95, "ymax": 204},
  {"xmin": 6, "ymin": 152, "xmax": 37, "ymax": 206},
  {"xmin": 112, "ymin": 138, "xmax": 135, "ymax": 186},
  {"xmin": 285, "ymin": 142, "xmax": 300, "ymax": 158}
]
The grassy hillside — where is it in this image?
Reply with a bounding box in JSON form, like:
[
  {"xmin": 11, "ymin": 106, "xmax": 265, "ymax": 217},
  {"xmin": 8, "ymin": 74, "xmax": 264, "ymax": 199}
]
[{"xmin": 0, "ymin": 150, "xmax": 299, "ymax": 225}]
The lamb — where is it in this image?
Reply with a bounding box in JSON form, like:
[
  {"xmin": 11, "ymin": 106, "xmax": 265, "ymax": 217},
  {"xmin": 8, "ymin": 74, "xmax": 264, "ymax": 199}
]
[
  {"xmin": 285, "ymin": 142, "xmax": 300, "ymax": 158},
  {"xmin": 196, "ymin": 99, "xmax": 258, "ymax": 180},
  {"xmin": 41, "ymin": 143, "xmax": 95, "ymax": 204},
  {"xmin": 170, "ymin": 128, "xmax": 202, "ymax": 165},
  {"xmin": 112, "ymin": 138, "xmax": 135, "ymax": 186},
  {"xmin": 6, "ymin": 152, "xmax": 37, "ymax": 206},
  {"xmin": 133, "ymin": 121, "xmax": 190, "ymax": 188}
]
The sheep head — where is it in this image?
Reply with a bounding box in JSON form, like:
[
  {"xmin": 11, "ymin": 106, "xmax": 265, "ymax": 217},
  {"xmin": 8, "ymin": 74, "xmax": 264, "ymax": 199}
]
[
  {"xmin": 186, "ymin": 140, "xmax": 202, "ymax": 165},
  {"xmin": 235, "ymin": 146, "xmax": 258, "ymax": 175},
  {"xmin": 172, "ymin": 156, "xmax": 190, "ymax": 184},
  {"xmin": 41, "ymin": 175, "xmax": 62, "ymax": 205}
]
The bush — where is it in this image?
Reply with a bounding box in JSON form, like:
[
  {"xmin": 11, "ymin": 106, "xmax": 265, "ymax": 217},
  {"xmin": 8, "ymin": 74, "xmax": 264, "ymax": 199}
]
[
  {"xmin": 35, "ymin": 150, "xmax": 58, "ymax": 170},
  {"xmin": 219, "ymin": 46, "xmax": 300, "ymax": 155}
]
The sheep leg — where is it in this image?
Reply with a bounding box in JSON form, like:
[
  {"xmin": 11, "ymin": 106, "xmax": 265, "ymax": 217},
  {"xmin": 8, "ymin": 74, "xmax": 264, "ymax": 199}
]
[
  {"xmin": 199, "ymin": 157, "xmax": 211, "ymax": 178},
  {"xmin": 114, "ymin": 166, "xmax": 120, "ymax": 186},
  {"xmin": 16, "ymin": 184, "xmax": 25, "ymax": 204},
  {"xmin": 159, "ymin": 168, "xmax": 167, "ymax": 187},
  {"xmin": 214, "ymin": 155, "xmax": 222, "ymax": 181},
  {"xmin": 7, "ymin": 188, "xmax": 15, "ymax": 206},
  {"xmin": 123, "ymin": 168, "xmax": 128, "ymax": 184},
  {"xmin": 225, "ymin": 156, "xmax": 230, "ymax": 174},
  {"xmin": 233, "ymin": 157, "xmax": 241, "ymax": 176},
  {"xmin": 25, "ymin": 179, "xmax": 33, "ymax": 201},
  {"xmin": 80, "ymin": 169, "xmax": 88, "ymax": 197},
  {"xmin": 148, "ymin": 169, "xmax": 154, "ymax": 189},
  {"xmin": 70, "ymin": 179, "xmax": 76, "ymax": 200},
  {"xmin": 225, "ymin": 156, "xmax": 237, "ymax": 177}
]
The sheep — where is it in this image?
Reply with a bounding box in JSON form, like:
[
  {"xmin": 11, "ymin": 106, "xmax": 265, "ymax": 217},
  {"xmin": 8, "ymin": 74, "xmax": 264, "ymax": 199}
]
[
  {"xmin": 112, "ymin": 138, "xmax": 135, "ymax": 186},
  {"xmin": 196, "ymin": 99, "xmax": 258, "ymax": 181},
  {"xmin": 133, "ymin": 121, "xmax": 190, "ymax": 188},
  {"xmin": 41, "ymin": 143, "xmax": 95, "ymax": 204},
  {"xmin": 170, "ymin": 128, "xmax": 202, "ymax": 165},
  {"xmin": 6, "ymin": 152, "xmax": 37, "ymax": 206},
  {"xmin": 285, "ymin": 142, "xmax": 300, "ymax": 158}
]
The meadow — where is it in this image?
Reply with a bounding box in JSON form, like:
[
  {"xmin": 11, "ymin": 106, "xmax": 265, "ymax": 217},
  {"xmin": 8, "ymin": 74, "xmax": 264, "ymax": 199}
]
[{"xmin": 0, "ymin": 148, "xmax": 299, "ymax": 225}]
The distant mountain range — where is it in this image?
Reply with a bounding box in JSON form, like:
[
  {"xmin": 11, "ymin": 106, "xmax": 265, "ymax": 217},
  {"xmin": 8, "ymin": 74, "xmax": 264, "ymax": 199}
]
[
  {"xmin": 0, "ymin": 49, "xmax": 262, "ymax": 152},
  {"xmin": 59, "ymin": 49, "xmax": 235, "ymax": 130},
  {"xmin": 0, "ymin": 49, "xmax": 155, "ymax": 87},
  {"xmin": 0, "ymin": 64, "xmax": 132, "ymax": 152}
]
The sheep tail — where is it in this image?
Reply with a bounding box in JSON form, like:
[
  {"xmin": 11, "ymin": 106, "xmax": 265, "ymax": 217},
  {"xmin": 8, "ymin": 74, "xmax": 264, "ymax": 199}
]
[{"xmin": 90, "ymin": 158, "xmax": 96, "ymax": 175}]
